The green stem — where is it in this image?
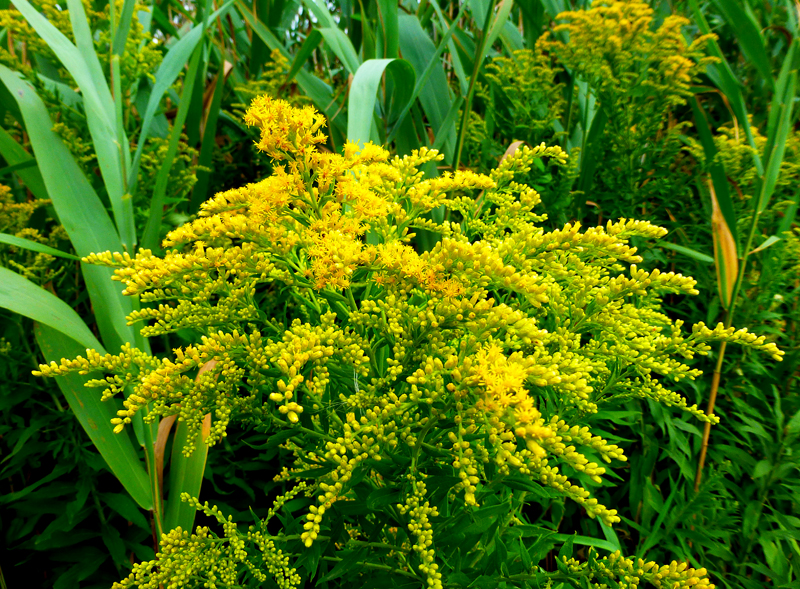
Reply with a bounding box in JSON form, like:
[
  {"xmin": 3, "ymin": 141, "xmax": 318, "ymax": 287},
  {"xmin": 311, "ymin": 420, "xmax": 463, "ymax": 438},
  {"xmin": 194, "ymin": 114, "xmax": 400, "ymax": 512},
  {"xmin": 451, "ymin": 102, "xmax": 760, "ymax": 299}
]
[{"xmin": 452, "ymin": 0, "xmax": 497, "ymax": 172}]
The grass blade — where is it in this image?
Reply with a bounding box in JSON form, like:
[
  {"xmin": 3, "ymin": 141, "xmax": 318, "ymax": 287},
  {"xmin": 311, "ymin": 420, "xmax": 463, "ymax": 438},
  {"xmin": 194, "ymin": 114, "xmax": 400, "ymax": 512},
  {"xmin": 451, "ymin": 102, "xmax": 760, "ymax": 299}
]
[
  {"xmin": 348, "ymin": 58, "xmax": 415, "ymax": 145},
  {"xmin": 376, "ymin": 0, "xmax": 399, "ymax": 58},
  {"xmin": 386, "ymin": 11, "xmax": 460, "ymax": 145},
  {"xmin": 284, "ymin": 29, "xmax": 323, "ymax": 86},
  {"xmin": 0, "ymin": 126, "xmax": 48, "ymax": 200},
  {"xmin": 236, "ymin": 0, "xmax": 339, "ymax": 129},
  {"xmin": 189, "ymin": 61, "xmax": 232, "ymax": 212},
  {"xmin": 758, "ymin": 72, "xmax": 797, "ymax": 214},
  {"xmin": 34, "ymin": 323, "xmax": 153, "ymax": 510},
  {"xmin": 0, "ymin": 232, "xmax": 81, "ymax": 260},
  {"xmin": 689, "ymin": 0, "xmax": 763, "ymax": 175},
  {"xmin": 112, "ymin": 0, "xmax": 137, "ymax": 55},
  {"xmin": 711, "ymin": 0, "xmax": 774, "ymax": 91},
  {"xmin": 163, "ymin": 415, "xmax": 212, "ymax": 532},
  {"xmin": 0, "ymin": 65, "xmax": 135, "ymax": 353},
  {"xmin": 141, "ymin": 34, "xmax": 206, "ymax": 251},
  {"xmin": 14, "ymin": 0, "xmax": 134, "ymax": 249},
  {"xmin": 398, "ymin": 13, "xmax": 457, "ymax": 160},
  {"xmin": 691, "ymin": 96, "xmax": 739, "ymax": 248},
  {"xmin": 317, "ymin": 27, "xmax": 361, "ymax": 75},
  {"xmin": 0, "ymin": 266, "xmax": 101, "ymax": 351},
  {"xmin": 709, "ymin": 179, "xmax": 739, "ymax": 310}
]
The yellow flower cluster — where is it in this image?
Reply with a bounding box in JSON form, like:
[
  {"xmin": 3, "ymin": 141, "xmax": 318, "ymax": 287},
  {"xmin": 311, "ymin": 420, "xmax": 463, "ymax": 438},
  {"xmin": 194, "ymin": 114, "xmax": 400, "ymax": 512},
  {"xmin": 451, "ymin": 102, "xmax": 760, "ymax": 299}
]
[
  {"xmin": 542, "ymin": 0, "xmax": 716, "ymax": 111},
  {"xmin": 37, "ymin": 98, "xmax": 781, "ymax": 588},
  {"xmin": 113, "ymin": 491, "xmax": 304, "ymax": 589},
  {"xmin": 559, "ymin": 549, "xmax": 714, "ymax": 588}
]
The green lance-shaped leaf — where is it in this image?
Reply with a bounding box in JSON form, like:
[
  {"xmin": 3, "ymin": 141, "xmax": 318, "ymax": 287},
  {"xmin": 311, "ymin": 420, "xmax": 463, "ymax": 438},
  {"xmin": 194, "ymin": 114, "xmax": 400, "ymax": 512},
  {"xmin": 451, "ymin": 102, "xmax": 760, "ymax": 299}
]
[
  {"xmin": 235, "ymin": 0, "xmax": 339, "ymax": 130},
  {"xmin": 0, "ymin": 233, "xmax": 81, "ymax": 260},
  {"xmin": 0, "ymin": 268, "xmax": 152, "ymax": 507},
  {"xmin": 0, "ymin": 65, "xmax": 136, "ymax": 353},
  {"xmin": 398, "ymin": 14, "xmax": 457, "ymax": 160},
  {"xmin": 347, "ymin": 58, "xmax": 415, "ymax": 146},
  {"xmin": 0, "ymin": 126, "xmax": 48, "ymax": 200},
  {"xmin": 0, "ymin": 266, "xmax": 101, "ymax": 351},
  {"xmin": 12, "ymin": 0, "xmax": 135, "ymax": 250}
]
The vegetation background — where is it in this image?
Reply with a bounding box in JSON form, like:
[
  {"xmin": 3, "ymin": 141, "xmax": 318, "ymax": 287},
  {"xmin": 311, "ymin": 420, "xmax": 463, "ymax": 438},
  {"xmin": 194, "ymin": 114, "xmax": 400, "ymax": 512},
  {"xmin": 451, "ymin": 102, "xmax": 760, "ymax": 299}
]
[{"xmin": 0, "ymin": 0, "xmax": 798, "ymax": 587}]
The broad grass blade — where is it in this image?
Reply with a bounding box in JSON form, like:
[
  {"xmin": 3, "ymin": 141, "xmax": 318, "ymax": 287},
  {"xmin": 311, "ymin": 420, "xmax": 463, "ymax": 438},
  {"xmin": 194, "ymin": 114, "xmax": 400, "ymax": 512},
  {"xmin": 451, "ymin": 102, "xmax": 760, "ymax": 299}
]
[
  {"xmin": 128, "ymin": 0, "xmax": 235, "ymax": 193},
  {"xmin": 163, "ymin": 360, "xmax": 215, "ymax": 532},
  {"xmin": 13, "ymin": 0, "xmax": 135, "ymax": 249},
  {"xmin": 0, "ymin": 66, "xmax": 135, "ymax": 353},
  {"xmin": 711, "ymin": 0, "xmax": 774, "ymax": 91},
  {"xmin": 0, "ymin": 267, "xmax": 101, "ymax": 351},
  {"xmin": 758, "ymin": 72, "xmax": 797, "ymax": 214},
  {"xmin": 0, "ymin": 233, "xmax": 80, "ymax": 260},
  {"xmin": 34, "ymin": 323, "xmax": 153, "ymax": 510},
  {"xmin": 386, "ymin": 12, "xmax": 460, "ymax": 145},
  {"xmin": 691, "ymin": 97, "xmax": 739, "ymax": 248},
  {"xmin": 141, "ymin": 42, "xmax": 206, "ymax": 251},
  {"xmin": 236, "ymin": 1, "xmax": 339, "ymax": 129},
  {"xmin": 0, "ymin": 126, "xmax": 48, "ymax": 200},
  {"xmin": 190, "ymin": 61, "xmax": 232, "ymax": 212},
  {"xmin": 348, "ymin": 59, "xmax": 415, "ymax": 145},
  {"xmin": 376, "ymin": 0, "xmax": 399, "ymax": 58},
  {"xmin": 398, "ymin": 14, "xmax": 457, "ymax": 159},
  {"xmin": 689, "ymin": 0, "xmax": 763, "ymax": 174},
  {"xmin": 317, "ymin": 27, "xmax": 361, "ymax": 75},
  {"xmin": 112, "ymin": 0, "xmax": 137, "ymax": 55}
]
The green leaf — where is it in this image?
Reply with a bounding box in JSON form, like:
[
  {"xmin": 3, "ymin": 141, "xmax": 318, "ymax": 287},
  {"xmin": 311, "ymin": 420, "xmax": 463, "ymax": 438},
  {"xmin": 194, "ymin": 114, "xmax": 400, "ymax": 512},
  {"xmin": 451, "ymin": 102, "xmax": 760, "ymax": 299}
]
[
  {"xmin": 386, "ymin": 10, "xmax": 460, "ymax": 145},
  {"xmin": 0, "ymin": 232, "xmax": 81, "ymax": 260},
  {"xmin": 710, "ymin": 0, "xmax": 774, "ymax": 91},
  {"xmin": 14, "ymin": 0, "xmax": 135, "ymax": 249},
  {"xmin": 164, "ymin": 417, "xmax": 211, "ymax": 533},
  {"xmin": 0, "ymin": 126, "xmax": 48, "ymax": 200},
  {"xmin": 552, "ymin": 533, "xmax": 617, "ymax": 553},
  {"xmin": 112, "ymin": 0, "xmax": 138, "ymax": 56},
  {"xmin": 691, "ymin": 97, "xmax": 738, "ymax": 248},
  {"xmin": 236, "ymin": 0, "xmax": 339, "ymax": 129},
  {"xmin": 0, "ymin": 65, "xmax": 135, "ymax": 353},
  {"xmin": 749, "ymin": 235, "xmax": 781, "ymax": 255},
  {"xmin": 317, "ymin": 549, "xmax": 368, "ymax": 583},
  {"xmin": 689, "ymin": 0, "xmax": 763, "ymax": 175},
  {"xmin": 317, "ymin": 27, "xmax": 362, "ymax": 75},
  {"xmin": 757, "ymin": 72, "xmax": 797, "ymax": 214},
  {"xmin": 34, "ymin": 324, "xmax": 152, "ymax": 510},
  {"xmin": 376, "ymin": 0, "xmax": 399, "ymax": 58},
  {"xmin": 141, "ymin": 35, "xmax": 206, "ymax": 251},
  {"xmin": 752, "ymin": 459, "xmax": 772, "ymax": 479},
  {"xmin": 484, "ymin": 0, "xmax": 514, "ymax": 54},
  {"xmin": 347, "ymin": 58, "xmax": 415, "ymax": 145},
  {"xmin": 102, "ymin": 492, "xmax": 151, "ymax": 530},
  {"xmin": 284, "ymin": 29, "xmax": 323, "ymax": 85},
  {"xmin": 398, "ymin": 14, "xmax": 456, "ymax": 159},
  {"xmin": 0, "ymin": 267, "xmax": 101, "ymax": 351},
  {"xmin": 656, "ymin": 241, "xmax": 714, "ymax": 264}
]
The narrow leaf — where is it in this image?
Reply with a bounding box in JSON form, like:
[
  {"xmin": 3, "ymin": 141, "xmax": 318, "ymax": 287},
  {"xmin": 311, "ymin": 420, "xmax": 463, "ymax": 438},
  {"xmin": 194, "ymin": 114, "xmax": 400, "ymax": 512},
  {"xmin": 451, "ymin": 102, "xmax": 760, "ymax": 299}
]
[
  {"xmin": 709, "ymin": 179, "xmax": 739, "ymax": 309},
  {"xmin": 34, "ymin": 324, "xmax": 152, "ymax": 510},
  {"xmin": 0, "ymin": 65, "xmax": 135, "ymax": 353},
  {"xmin": 0, "ymin": 232, "xmax": 81, "ymax": 260},
  {"xmin": 348, "ymin": 59, "xmax": 415, "ymax": 145}
]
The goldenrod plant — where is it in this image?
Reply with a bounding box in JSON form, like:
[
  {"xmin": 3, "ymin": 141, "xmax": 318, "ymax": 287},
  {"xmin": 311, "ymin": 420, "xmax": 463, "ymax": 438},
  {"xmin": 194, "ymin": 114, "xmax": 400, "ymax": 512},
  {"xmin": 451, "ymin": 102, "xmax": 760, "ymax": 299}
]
[{"xmin": 37, "ymin": 98, "xmax": 782, "ymax": 588}]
